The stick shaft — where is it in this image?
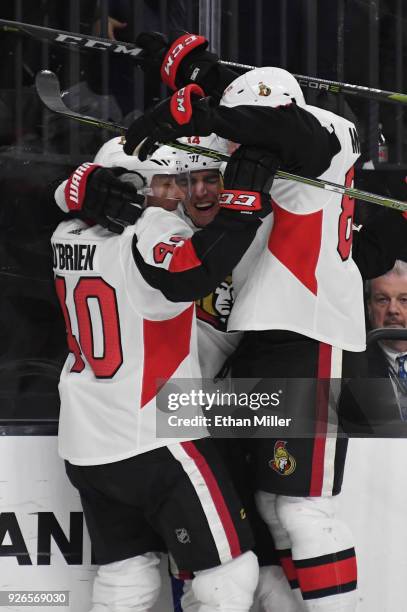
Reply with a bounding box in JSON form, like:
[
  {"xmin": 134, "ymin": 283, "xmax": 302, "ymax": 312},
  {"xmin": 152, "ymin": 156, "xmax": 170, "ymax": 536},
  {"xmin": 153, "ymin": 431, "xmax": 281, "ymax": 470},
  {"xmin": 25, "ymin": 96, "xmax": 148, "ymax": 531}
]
[
  {"xmin": 0, "ymin": 18, "xmax": 144, "ymax": 59},
  {"xmin": 220, "ymin": 60, "xmax": 407, "ymax": 105},
  {"xmin": 35, "ymin": 71, "xmax": 128, "ymax": 133},
  {"xmin": 3, "ymin": 17, "xmax": 407, "ymax": 105},
  {"xmin": 35, "ymin": 70, "xmax": 407, "ymax": 213}
]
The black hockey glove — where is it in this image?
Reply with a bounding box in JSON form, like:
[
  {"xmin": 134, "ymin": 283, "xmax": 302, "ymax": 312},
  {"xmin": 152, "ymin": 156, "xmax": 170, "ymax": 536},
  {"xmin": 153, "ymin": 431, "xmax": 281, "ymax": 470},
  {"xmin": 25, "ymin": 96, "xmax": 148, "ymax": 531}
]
[
  {"xmin": 124, "ymin": 84, "xmax": 215, "ymax": 159},
  {"xmin": 136, "ymin": 30, "xmax": 237, "ymax": 100},
  {"xmin": 219, "ymin": 147, "xmax": 279, "ymax": 219},
  {"xmin": 64, "ymin": 163, "xmax": 145, "ymax": 234},
  {"xmin": 137, "ymin": 31, "xmax": 214, "ymax": 88}
]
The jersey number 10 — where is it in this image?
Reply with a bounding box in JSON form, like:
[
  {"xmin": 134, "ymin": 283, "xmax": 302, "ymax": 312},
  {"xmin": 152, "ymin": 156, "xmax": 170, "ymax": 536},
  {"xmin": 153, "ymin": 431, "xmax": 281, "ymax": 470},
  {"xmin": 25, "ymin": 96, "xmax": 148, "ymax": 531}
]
[{"xmin": 55, "ymin": 276, "xmax": 123, "ymax": 378}]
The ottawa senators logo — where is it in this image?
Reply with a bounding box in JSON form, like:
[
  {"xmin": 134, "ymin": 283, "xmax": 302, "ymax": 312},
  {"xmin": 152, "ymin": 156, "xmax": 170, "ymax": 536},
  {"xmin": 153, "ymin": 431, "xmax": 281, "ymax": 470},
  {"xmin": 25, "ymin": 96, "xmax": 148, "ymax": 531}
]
[
  {"xmin": 195, "ymin": 275, "xmax": 234, "ymax": 332},
  {"xmin": 258, "ymin": 82, "xmax": 271, "ymax": 96},
  {"xmin": 269, "ymin": 441, "xmax": 296, "ymax": 476}
]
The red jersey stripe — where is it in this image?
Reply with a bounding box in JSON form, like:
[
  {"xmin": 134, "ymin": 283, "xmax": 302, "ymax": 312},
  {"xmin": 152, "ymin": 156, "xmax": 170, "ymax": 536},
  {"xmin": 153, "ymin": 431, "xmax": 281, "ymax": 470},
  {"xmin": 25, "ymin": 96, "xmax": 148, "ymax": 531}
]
[
  {"xmin": 181, "ymin": 441, "xmax": 242, "ymax": 558},
  {"xmin": 309, "ymin": 343, "xmax": 332, "ymax": 495}
]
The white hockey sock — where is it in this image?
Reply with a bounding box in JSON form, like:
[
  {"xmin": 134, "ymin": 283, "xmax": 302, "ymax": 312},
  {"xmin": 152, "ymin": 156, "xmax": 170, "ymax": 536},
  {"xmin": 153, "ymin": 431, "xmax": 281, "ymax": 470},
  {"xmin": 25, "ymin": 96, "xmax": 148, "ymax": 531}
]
[
  {"xmin": 256, "ymin": 565, "xmax": 304, "ymax": 612},
  {"xmin": 276, "ymin": 496, "xmax": 357, "ymax": 612},
  {"xmin": 90, "ymin": 553, "xmax": 161, "ymax": 612},
  {"xmin": 255, "ymin": 491, "xmax": 304, "ymax": 607}
]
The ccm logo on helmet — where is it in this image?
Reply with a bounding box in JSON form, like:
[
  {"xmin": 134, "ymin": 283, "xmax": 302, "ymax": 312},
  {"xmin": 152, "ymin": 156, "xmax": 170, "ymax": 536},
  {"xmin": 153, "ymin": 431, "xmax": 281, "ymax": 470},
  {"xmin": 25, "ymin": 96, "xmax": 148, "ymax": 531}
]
[{"xmin": 219, "ymin": 190, "xmax": 261, "ymax": 212}]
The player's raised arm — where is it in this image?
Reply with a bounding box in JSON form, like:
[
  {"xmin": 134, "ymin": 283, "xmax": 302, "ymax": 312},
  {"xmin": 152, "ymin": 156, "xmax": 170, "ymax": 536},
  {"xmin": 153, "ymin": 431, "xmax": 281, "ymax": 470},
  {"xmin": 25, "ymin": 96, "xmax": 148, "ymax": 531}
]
[
  {"xmin": 52, "ymin": 140, "xmax": 275, "ymax": 302},
  {"xmin": 134, "ymin": 30, "xmax": 239, "ymax": 100},
  {"xmin": 124, "ymin": 67, "xmax": 340, "ymax": 182},
  {"xmin": 132, "ymin": 146, "xmax": 277, "ymax": 302}
]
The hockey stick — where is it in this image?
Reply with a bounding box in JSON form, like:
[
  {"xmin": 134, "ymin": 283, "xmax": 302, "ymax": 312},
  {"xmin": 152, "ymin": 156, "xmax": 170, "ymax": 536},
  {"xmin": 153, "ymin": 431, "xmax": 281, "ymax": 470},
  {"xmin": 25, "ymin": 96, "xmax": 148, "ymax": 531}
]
[
  {"xmin": 3, "ymin": 18, "xmax": 407, "ymax": 105},
  {"xmin": 221, "ymin": 60, "xmax": 407, "ymax": 105},
  {"xmin": 35, "ymin": 70, "xmax": 407, "ymax": 213},
  {"xmin": 0, "ymin": 17, "xmax": 144, "ymax": 59},
  {"xmin": 35, "ymin": 71, "xmax": 127, "ymax": 135}
]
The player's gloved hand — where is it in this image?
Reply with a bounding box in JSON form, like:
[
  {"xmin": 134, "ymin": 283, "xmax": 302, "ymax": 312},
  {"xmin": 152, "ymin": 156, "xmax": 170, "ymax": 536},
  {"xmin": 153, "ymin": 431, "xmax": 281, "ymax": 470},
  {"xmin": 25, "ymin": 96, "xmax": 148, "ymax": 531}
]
[
  {"xmin": 135, "ymin": 31, "xmax": 168, "ymax": 74},
  {"xmin": 219, "ymin": 146, "xmax": 279, "ymax": 219},
  {"xmin": 136, "ymin": 30, "xmax": 218, "ymax": 92},
  {"xmin": 63, "ymin": 163, "xmax": 145, "ymax": 234},
  {"xmin": 123, "ymin": 84, "xmax": 214, "ymax": 159}
]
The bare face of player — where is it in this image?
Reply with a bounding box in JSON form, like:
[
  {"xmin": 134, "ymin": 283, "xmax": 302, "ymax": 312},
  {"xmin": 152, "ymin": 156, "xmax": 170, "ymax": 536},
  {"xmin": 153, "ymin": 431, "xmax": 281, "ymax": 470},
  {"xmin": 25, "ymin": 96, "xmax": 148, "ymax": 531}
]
[
  {"xmin": 146, "ymin": 175, "xmax": 184, "ymax": 211},
  {"xmin": 368, "ymin": 273, "xmax": 407, "ymax": 352},
  {"xmin": 176, "ymin": 170, "xmax": 222, "ymax": 227}
]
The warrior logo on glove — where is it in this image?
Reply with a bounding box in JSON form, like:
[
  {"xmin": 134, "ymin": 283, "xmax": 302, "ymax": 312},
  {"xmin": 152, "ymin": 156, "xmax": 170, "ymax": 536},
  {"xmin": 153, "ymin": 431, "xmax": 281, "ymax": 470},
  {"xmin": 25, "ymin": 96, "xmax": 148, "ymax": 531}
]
[{"xmin": 65, "ymin": 162, "xmax": 99, "ymax": 211}]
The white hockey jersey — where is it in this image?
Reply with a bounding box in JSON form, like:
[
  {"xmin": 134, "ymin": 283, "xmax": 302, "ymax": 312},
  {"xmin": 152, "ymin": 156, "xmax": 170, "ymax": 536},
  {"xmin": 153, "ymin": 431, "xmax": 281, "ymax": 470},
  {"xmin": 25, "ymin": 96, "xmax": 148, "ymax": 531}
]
[
  {"xmin": 228, "ymin": 105, "xmax": 365, "ymax": 352},
  {"xmin": 52, "ymin": 208, "xmax": 201, "ymax": 465}
]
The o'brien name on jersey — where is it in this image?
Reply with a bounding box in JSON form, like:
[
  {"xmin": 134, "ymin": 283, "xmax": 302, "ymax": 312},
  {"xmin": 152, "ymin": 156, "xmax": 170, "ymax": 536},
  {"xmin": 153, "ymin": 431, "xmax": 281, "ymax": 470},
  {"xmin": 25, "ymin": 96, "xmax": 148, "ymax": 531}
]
[{"xmin": 53, "ymin": 242, "xmax": 97, "ymax": 272}]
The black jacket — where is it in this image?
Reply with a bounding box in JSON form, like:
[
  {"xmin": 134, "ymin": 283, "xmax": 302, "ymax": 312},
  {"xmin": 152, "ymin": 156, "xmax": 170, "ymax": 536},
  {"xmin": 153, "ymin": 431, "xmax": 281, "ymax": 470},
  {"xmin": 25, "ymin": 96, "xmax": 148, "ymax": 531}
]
[{"xmin": 340, "ymin": 343, "xmax": 407, "ymax": 437}]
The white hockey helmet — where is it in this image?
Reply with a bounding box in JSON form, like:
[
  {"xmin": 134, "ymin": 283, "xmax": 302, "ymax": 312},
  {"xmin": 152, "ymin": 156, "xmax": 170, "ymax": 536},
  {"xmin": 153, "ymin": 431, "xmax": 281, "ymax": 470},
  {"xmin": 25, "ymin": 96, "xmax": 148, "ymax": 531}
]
[
  {"xmin": 220, "ymin": 67, "xmax": 306, "ymax": 109},
  {"xmin": 93, "ymin": 134, "xmax": 226, "ymax": 213},
  {"xmin": 176, "ymin": 133, "xmax": 228, "ymax": 172},
  {"xmin": 93, "ymin": 136, "xmax": 187, "ymax": 195}
]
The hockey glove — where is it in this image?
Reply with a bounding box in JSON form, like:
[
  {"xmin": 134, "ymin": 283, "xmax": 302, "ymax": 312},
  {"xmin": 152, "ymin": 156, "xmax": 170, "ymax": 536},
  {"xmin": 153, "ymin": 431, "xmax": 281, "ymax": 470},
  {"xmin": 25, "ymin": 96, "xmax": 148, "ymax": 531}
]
[
  {"xmin": 136, "ymin": 30, "xmax": 236, "ymax": 100},
  {"xmin": 64, "ymin": 163, "xmax": 145, "ymax": 234},
  {"xmin": 124, "ymin": 84, "xmax": 214, "ymax": 159},
  {"xmin": 219, "ymin": 146, "xmax": 279, "ymax": 219},
  {"xmin": 136, "ymin": 31, "xmax": 214, "ymax": 88}
]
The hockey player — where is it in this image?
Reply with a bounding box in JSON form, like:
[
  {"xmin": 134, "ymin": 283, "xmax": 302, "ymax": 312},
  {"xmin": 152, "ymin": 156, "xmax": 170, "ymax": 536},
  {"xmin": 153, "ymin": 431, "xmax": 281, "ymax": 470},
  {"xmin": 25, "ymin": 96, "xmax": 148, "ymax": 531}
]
[
  {"xmin": 69, "ymin": 130, "xmax": 406, "ymax": 612},
  {"xmin": 77, "ymin": 134, "xmax": 300, "ymax": 612},
  {"xmin": 174, "ymin": 137, "xmax": 302, "ymax": 612},
  {"xmin": 118, "ymin": 32, "xmax": 407, "ymax": 612},
  {"xmin": 89, "ymin": 133, "xmax": 238, "ymax": 383},
  {"xmin": 51, "ymin": 136, "xmax": 282, "ymax": 612}
]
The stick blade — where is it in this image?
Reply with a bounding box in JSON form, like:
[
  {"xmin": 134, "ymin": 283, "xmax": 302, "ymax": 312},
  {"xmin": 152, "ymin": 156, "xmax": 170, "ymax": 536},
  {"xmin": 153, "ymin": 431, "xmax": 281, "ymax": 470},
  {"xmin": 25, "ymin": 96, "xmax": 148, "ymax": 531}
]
[
  {"xmin": 35, "ymin": 69, "xmax": 125, "ymax": 134},
  {"xmin": 35, "ymin": 70, "xmax": 67, "ymax": 113}
]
